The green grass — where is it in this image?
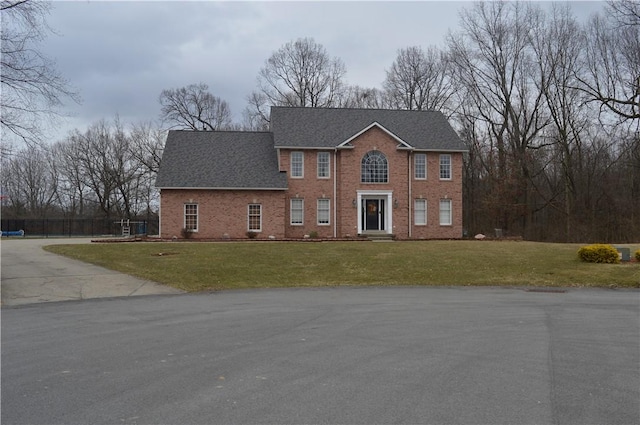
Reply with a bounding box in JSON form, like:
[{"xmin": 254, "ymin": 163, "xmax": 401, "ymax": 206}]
[{"xmin": 44, "ymin": 241, "xmax": 640, "ymax": 292}]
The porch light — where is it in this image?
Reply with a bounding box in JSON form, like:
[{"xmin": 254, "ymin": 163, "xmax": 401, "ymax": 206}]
[
  {"xmin": 352, "ymin": 199, "xmax": 357, "ymax": 207},
  {"xmin": 394, "ymin": 199, "xmax": 399, "ymax": 209}
]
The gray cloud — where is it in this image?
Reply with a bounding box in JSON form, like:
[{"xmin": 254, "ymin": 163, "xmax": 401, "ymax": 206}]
[{"xmin": 39, "ymin": 1, "xmax": 604, "ymax": 143}]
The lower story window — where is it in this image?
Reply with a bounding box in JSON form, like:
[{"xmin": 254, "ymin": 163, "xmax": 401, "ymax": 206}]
[
  {"xmin": 291, "ymin": 198, "xmax": 304, "ymax": 225},
  {"xmin": 415, "ymin": 199, "xmax": 427, "ymax": 225},
  {"xmin": 439, "ymin": 199, "xmax": 452, "ymax": 225},
  {"xmin": 248, "ymin": 204, "xmax": 262, "ymax": 232},
  {"xmin": 317, "ymin": 199, "xmax": 330, "ymax": 225},
  {"xmin": 184, "ymin": 204, "xmax": 198, "ymax": 231}
]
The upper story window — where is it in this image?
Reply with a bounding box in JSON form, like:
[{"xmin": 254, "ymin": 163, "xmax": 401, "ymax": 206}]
[
  {"xmin": 361, "ymin": 150, "xmax": 388, "ymax": 183},
  {"xmin": 440, "ymin": 154, "xmax": 452, "ymax": 180},
  {"xmin": 317, "ymin": 152, "xmax": 330, "ymax": 178},
  {"xmin": 415, "ymin": 153, "xmax": 426, "ymax": 180},
  {"xmin": 291, "ymin": 151, "xmax": 304, "ymax": 178}
]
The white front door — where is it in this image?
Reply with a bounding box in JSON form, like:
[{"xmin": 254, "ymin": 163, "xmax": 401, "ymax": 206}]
[{"xmin": 357, "ymin": 191, "xmax": 393, "ymax": 234}]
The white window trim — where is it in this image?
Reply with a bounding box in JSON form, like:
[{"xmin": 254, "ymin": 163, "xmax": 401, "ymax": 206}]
[
  {"xmin": 184, "ymin": 203, "xmax": 198, "ymax": 232},
  {"xmin": 290, "ymin": 198, "xmax": 304, "ymax": 226},
  {"xmin": 248, "ymin": 204, "xmax": 262, "ymax": 232},
  {"xmin": 415, "ymin": 153, "xmax": 427, "ymax": 180},
  {"xmin": 439, "ymin": 154, "xmax": 452, "ymax": 181},
  {"xmin": 317, "ymin": 151, "xmax": 330, "ymax": 179},
  {"xmin": 317, "ymin": 199, "xmax": 330, "ymax": 226},
  {"xmin": 414, "ymin": 199, "xmax": 427, "ymax": 225},
  {"xmin": 439, "ymin": 199, "xmax": 452, "ymax": 226},
  {"xmin": 291, "ymin": 151, "xmax": 304, "ymax": 178},
  {"xmin": 361, "ymin": 150, "xmax": 389, "ymax": 183}
]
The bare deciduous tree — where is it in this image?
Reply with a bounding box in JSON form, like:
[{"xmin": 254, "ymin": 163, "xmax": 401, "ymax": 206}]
[
  {"xmin": 1, "ymin": 145, "xmax": 57, "ymax": 217},
  {"xmin": 129, "ymin": 121, "xmax": 165, "ymax": 174},
  {"xmin": 0, "ymin": 0, "xmax": 79, "ymax": 146},
  {"xmin": 577, "ymin": 1, "xmax": 640, "ymax": 121},
  {"xmin": 159, "ymin": 83, "xmax": 233, "ymax": 131},
  {"xmin": 383, "ymin": 46, "xmax": 454, "ymax": 114},
  {"xmin": 448, "ymin": 1, "xmax": 550, "ymax": 238},
  {"xmin": 339, "ymin": 86, "xmax": 389, "ymax": 109},
  {"xmin": 247, "ymin": 37, "xmax": 346, "ymax": 125}
]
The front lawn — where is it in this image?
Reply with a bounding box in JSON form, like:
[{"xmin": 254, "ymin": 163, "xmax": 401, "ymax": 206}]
[{"xmin": 44, "ymin": 240, "xmax": 640, "ymax": 291}]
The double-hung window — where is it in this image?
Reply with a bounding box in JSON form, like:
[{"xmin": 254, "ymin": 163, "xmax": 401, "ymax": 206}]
[
  {"xmin": 415, "ymin": 153, "xmax": 426, "ymax": 180},
  {"xmin": 248, "ymin": 204, "xmax": 262, "ymax": 232},
  {"xmin": 184, "ymin": 204, "xmax": 198, "ymax": 232},
  {"xmin": 414, "ymin": 199, "xmax": 427, "ymax": 225},
  {"xmin": 291, "ymin": 198, "xmax": 304, "ymax": 225},
  {"xmin": 291, "ymin": 151, "xmax": 304, "ymax": 178},
  {"xmin": 439, "ymin": 199, "xmax": 452, "ymax": 226},
  {"xmin": 439, "ymin": 154, "xmax": 451, "ymax": 180},
  {"xmin": 317, "ymin": 152, "xmax": 330, "ymax": 178},
  {"xmin": 317, "ymin": 199, "xmax": 330, "ymax": 225}
]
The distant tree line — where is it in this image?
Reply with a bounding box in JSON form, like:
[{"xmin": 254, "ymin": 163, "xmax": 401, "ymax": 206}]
[{"xmin": 2, "ymin": 0, "xmax": 638, "ymax": 242}]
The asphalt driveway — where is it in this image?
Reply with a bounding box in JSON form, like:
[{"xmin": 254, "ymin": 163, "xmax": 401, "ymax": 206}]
[
  {"xmin": 0, "ymin": 238, "xmax": 182, "ymax": 306},
  {"xmin": 2, "ymin": 286, "xmax": 639, "ymax": 424}
]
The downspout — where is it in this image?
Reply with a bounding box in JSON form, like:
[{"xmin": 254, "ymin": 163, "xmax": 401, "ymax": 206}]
[
  {"xmin": 408, "ymin": 152, "xmax": 412, "ymax": 238},
  {"xmin": 158, "ymin": 189, "xmax": 162, "ymax": 238},
  {"xmin": 333, "ymin": 148, "xmax": 337, "ymax": 238}
]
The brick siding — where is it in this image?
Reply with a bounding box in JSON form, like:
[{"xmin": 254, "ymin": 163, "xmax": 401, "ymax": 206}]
[{"xmin": 161, "ymin": 127, "xmax": 463, "ymax": 240}]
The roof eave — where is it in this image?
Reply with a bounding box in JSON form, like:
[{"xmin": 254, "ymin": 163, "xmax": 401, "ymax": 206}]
[
  {"xmin": 158, "ymin": 186, "xmax": 288, "ymax": 191},
  {"xmin": 337, "ymin": 122, "xmax": 413, "ymax": 149}
]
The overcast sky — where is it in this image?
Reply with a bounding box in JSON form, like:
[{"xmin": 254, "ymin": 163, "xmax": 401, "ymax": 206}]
[{"xmin": 40, "ymin": 0, "xmax": 605, "ymax": 143}]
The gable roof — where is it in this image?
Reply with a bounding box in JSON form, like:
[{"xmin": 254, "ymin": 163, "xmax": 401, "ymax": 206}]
[
  {"xmin": 156, "ymin": 131, "xmax": 287, "ymax": 189},
  {"xmin": 270, "ymin": 106, "xmax": 467, "ymax": 151}
]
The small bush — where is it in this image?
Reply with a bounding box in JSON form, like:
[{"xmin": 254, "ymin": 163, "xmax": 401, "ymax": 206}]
[
  {"xmin": 246, "ymin": 231, "xmax": 257, "ymax": 239},
  {"xmin": 181, "ymin": 228, "xmax": 194, "ymax": 239},
  {"xmin": 635, "ymin": 249, "xmax": 640, "ymax": 261},
  {"xmin": 577, "ymin": 244, "xmax": 620, "ymax": 264},
  {"xmin": 309, "ymin": 231, "xmax": 319, "ymax": 239}
]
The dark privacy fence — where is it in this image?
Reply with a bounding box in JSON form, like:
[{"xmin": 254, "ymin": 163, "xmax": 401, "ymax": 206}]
[{"xmin": 1, "ymin": 218, "xmax": 159, "ymax": 238}]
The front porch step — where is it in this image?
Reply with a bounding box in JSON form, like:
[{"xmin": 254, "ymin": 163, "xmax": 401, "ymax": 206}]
[{"xmin": 361, "ymin": 232, "xmax": 395, "ymax": 241}]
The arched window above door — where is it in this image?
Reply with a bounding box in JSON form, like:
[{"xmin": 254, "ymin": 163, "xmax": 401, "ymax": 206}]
[{"xmin": 361, "ymin": 150, "xmax": 388, "ymax": 183}]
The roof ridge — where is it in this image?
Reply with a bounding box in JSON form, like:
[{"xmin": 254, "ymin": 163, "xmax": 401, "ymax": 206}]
[
  {"xmin": 271, "ymin": 106, "xmax": 440, "ymax": 113},
  {"xmin": 168, "ymin": 129, "xmax": 271, "ymax": 134}
]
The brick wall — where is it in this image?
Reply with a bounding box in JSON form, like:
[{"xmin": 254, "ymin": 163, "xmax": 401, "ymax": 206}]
[
  {"xmin": 283, "ymin": 150, "xmax": 335, "ymax": 238},
  {"xmin": 279, "ymin": 126, "xmax": 464, "ymax": 239},
  {"xmin": 160, "ymin": 189, "xmax": 286, "ymax": 239},
  {"xmin": 161, "ymin": 128, "xmax": 464, "ymax": 240}
]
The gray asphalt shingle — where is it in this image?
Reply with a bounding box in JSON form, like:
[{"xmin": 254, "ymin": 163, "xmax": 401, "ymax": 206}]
[
  {"xmin": 155, "ymin": 131, "xmax": 287, "ymax": 189},
  {"xmin": 156, "ymin": 107, "xmax": 467, "ymax": 189},
  {"xmin": 270, "ymin": 107, "xmax": 467, "ymax": 151}
]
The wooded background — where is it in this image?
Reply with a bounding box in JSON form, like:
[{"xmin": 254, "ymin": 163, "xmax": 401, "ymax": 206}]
[{"xmin": 2, "ymin": 1, "xmax": 638, "ymax": 242}]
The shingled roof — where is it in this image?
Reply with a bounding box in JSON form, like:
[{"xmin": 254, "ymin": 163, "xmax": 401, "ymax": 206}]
[
  {"xmin": 155, "ymin": 131, "xmax": 287, "ymax": 189},
  {"xmin": 270, "ymin": 107, "xmax": 467, "ymax": 151}
]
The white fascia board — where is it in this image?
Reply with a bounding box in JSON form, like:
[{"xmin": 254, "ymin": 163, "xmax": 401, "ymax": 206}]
[
  {"xmin": 156, "ymin": 187, "xmax": 288, "ymax": 191},
  {"xmin": 337, "ymin": 122, "xmax": 413, "ymax": 149},
  {"xmin": 412, "ymin": 148, "xmax": 470, "ymax": 153},
  {"xmin": 273, "ymin": 146, "xmax": 334, "ymax": 150}
]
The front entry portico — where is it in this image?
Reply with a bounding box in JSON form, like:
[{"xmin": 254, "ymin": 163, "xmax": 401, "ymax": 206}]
[{"xmin": 356, "ymin": 191, "xmax": 393, "ymax": 235}]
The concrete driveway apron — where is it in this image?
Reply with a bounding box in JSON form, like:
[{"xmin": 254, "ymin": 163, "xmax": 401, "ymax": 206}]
[{"xmin": 1, "ymin": 238, "xmax": 182, "ymax": 306}]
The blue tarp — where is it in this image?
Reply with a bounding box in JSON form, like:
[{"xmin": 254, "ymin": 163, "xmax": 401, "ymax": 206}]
[{"xmin": 1, "ymin": 230, "xmax": 25, "ymax": 237}]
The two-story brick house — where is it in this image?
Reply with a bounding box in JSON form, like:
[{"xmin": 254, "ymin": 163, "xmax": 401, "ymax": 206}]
[{"xmin": 155, "ymin": 106, "xmax": 467, "ymax": 240}]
